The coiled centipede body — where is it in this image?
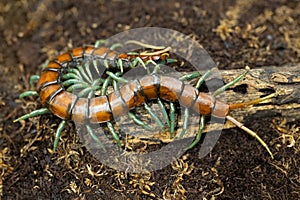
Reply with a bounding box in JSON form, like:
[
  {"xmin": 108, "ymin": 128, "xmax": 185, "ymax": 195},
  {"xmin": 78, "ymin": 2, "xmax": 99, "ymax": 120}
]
[
  {"xmin": 15, "ymin": 41, "xmax": 176, "ymax": 150},
  {"xmin": 15, "ymin": 41, "xmax": 277, "ymax": 158}
]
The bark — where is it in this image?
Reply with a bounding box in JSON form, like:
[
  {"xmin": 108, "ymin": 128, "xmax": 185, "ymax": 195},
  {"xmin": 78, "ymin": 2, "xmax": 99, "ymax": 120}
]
[{"xmin": 216, "ymin": 64, "xmax": 300, "ymax": 128}]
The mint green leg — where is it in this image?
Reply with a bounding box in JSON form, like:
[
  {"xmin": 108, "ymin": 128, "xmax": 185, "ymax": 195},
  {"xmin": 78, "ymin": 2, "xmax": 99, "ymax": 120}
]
[
  {"xmin": 169, "ymin": 102, "xmax": 176, "ymax": 138},
  {"xmin": 144, "ymin": 103, "xmax": 164, "ymax": 129},
  {"xmin": 29, "ymin": 75, "xmax": 40, "ymax": 88},
  {"xmin": 14, "ymin": 108, "xmax": 50, "ymax": 122},
  {"xmin": 107, "ymin": 121, "xmax": 122, "ymax": 148},
  {"xmin": 179, "ymin": 108, "xmax": 189, "ymax": 138},
  {"xmin": 106, "ymin": 71, "xmax": 128, "ymax": 84},
  {"xmin": 86, "ymin": 124, "xmax": 106, "ymax": 151},
  {"xmin": 94, "ymin": 39, "xmax": 123, "ymax": 50},
  {"xmin": 53, "ymin": 120, "xmax": 66, "ymax": 152},
  {"xmin": 213, "ymin": 67, "xmax": 249, "ymax": 97},
  {"xmin": 94, "ymin": 39, "xmax": 107, "ymax": 48},
  {"xmin": 179, "ymin": 71, "xmax": 202, "ymax": 81},
  {"xmin": 19, "ymin": 91, "xmax": 39, "ymax": 98},
  {"xmin": 186, "ymin": 115, "xmax": 205, "ymax": 150},
  {"xmin": 195, "ymin": 70, "xmax": 211, "ymax": 89},
  {"xmin": 157, "ymin": 99, "xmax": 170, "ymax": 128},
  {"xmin": 128, "ymin": 112, "xmax": 153, "ymax": 131}
]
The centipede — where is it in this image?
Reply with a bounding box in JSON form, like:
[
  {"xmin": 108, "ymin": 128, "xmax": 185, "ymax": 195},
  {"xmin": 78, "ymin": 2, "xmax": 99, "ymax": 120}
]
[
  {"xmin": 15, "ymin": 40, "xmax": 277, "ymax": 159},
  {"xmin": 15, "ymin": 40, "xmax": 176, "ymax": 149}
]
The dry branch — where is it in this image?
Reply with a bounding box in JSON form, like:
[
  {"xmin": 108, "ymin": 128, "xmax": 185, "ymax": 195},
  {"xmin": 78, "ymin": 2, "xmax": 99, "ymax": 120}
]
[{"xmin": 218, "ymin": 63, "xmax": 300, "ymax": 127}]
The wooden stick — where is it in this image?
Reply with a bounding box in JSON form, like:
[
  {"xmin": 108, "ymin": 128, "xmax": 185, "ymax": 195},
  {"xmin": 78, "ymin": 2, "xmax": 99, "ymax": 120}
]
[{"xmin": 217, "ymin": 64, "xmax": 300, "ymax": 126}]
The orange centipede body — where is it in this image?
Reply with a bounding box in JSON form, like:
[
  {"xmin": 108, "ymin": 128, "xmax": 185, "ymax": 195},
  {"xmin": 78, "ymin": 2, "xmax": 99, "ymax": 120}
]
[
  {"xmin": 15, "ymin": 44, "xmax": 276, "ymax": 158},
  {"xmin": 36, "ymin": 46, "xmax": 175, "ymax": 122},
  {"xmin": 39, "ymin": 73, "xmax": 229, "ymax": 125},
  {"xmin": 35, "ymin": 46, "xmax": 255, "ymax": 125}
]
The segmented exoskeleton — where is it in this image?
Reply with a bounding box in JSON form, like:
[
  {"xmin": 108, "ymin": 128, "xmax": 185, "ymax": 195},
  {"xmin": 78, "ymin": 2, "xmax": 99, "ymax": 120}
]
[
  {"xmin": 15, "ymin": 41, "xmax": 277, "ymax": 158},
  {"xmin": 15, "ymin": 40, "xmax": 175, "ymax": 151}
]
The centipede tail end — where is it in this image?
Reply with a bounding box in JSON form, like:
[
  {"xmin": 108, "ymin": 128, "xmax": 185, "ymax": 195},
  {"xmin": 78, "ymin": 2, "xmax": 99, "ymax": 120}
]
[{"xmin": 226, "ymin": 115, "xmax": 274, "ymax": 159}]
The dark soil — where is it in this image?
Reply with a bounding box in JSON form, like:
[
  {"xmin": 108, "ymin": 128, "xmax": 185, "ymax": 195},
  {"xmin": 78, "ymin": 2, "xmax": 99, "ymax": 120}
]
[{"xmin": 1, "ymin": 0, "xmax": 300, "ymax": 199}]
